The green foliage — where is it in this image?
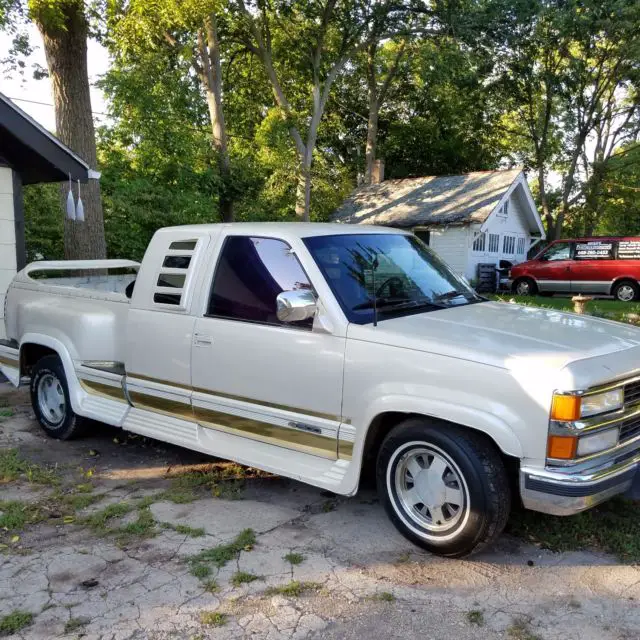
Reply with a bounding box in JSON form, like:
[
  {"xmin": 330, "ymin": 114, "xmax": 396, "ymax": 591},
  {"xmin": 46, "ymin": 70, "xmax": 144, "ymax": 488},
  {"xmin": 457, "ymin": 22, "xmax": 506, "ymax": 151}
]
[
  {"xmin": 263, "ymin": 581, "xmax": 322, "ymax": 597},
  {"xmin": 230, "ymin": 571, "xmax": 262, "ymax": 586},
  {"xmin": 188, "ymin": 528, "xmax": 256, "ymax": 569},
  {"xmin": 0, "ymin": 610, "xmax": 33, "ymax": 635}
]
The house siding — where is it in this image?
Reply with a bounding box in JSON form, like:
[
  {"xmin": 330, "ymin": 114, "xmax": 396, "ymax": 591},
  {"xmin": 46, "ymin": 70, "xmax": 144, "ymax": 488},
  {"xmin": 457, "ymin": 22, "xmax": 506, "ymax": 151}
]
[
  {"xmin": 428, "ymin": 226, "xmax": 470, "ymax": 278},
  {"xmin": 0, "ymin": 166, "xmax": 15, "ymax": 339},
  {"xmin": 467, "ymin": 185, "xmax": 532, "ymax": 281}
]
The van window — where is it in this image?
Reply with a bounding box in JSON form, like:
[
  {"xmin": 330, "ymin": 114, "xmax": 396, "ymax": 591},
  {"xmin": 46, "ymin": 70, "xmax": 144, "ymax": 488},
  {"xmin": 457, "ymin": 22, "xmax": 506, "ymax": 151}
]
[
  {"xmin": 618, "ymin": 240, "xmax": 640, "ymax": 260},
  {"xmin": 540, "ymin": 242, "xmax": 571, "ymax": 261},
  {"xmin": 574, "ymin": 240, "xmax": 614, "ymax": 260}
]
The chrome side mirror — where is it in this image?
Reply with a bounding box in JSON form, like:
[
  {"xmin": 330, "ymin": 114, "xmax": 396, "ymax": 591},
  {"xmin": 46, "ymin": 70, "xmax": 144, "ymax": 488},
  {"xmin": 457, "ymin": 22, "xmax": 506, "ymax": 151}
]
[{"xmin": 276, "ymin": 290, "xmax": 317, "ymax": 323}]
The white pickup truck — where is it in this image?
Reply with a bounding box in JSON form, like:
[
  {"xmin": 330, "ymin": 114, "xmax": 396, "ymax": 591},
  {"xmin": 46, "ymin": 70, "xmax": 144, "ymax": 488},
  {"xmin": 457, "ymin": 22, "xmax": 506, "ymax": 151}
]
[{"xmin": 1, "ymin": 223, "xmax": 639, "ymax": 556}]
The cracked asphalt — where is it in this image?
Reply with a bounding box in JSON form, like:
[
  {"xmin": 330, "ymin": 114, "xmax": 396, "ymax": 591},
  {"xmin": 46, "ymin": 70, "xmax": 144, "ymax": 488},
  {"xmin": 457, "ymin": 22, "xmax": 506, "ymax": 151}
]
[{"xmin": 1, "ymin": 382, "xmax": 639, "ymax": 640}]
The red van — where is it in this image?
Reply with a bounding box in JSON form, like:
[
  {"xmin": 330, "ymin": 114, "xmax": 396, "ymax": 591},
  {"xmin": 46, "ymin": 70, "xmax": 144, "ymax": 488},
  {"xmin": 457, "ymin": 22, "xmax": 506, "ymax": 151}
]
[{"xmin": 509, "ymin": 237, "xmax": 640, "ymax": 301}]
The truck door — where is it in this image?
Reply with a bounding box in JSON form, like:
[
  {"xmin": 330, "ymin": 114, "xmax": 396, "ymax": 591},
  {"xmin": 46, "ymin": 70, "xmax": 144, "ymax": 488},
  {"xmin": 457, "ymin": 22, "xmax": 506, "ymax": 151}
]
[
  {"xmin": 190, "ymin": 234, "xmax": 346, "ymax": 460},
  {"xmin": 570, "ymin": 240, "xmax": 616, "ymax": 294},
  {"xmin": 124, "ymin": 230, "xmax": 211, "ymax": 423}
]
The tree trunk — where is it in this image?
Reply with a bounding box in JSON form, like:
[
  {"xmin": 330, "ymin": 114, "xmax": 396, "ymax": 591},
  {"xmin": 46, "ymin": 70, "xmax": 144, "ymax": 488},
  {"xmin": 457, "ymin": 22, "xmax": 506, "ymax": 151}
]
[
  {"xmin": 364, "ymin": 98, "xmax": 379, "ymax": 185},
  {"xmin": 200, "ymin": 15, "xmax": 233, "ymax": 222},
  {"xmin": 36, "ymin": 3, "xmax": 106, "ymax": 260},
  {"xmin": 295, "ymin": 151, "xmax": 312, "ymax": 221}
]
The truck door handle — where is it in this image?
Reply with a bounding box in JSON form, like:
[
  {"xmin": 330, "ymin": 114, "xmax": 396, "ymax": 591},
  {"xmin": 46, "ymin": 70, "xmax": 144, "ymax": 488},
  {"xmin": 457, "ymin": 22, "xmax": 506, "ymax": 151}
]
[{"xmin": 194, "ymin": 334, "xmax": 213, "ymax": 346}]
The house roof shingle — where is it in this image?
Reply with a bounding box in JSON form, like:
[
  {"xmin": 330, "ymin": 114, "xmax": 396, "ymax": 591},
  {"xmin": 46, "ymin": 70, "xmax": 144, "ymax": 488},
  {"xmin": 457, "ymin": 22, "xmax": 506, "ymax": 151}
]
[{"xmin": 332, "ymin": 168, "xmax": 523, "ymax": 227}]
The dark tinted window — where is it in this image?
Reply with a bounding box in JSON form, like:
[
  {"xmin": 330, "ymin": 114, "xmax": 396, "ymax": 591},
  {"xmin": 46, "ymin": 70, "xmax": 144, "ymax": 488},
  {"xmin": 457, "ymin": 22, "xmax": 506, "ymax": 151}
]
[
  {"xmin": 574, "ymin": 240, "xmax": 614, "ymax": 260},
  {"xmin": 154, "ymin": 292, "xmax": 181, "ymax": 305},
  {"xmin": 169, "ymin": 240, "xmax": 197, "ymax": 250},
  {"xmin": 157, "ymin": 274, "xmax": 185, "ymax": 288},
  {"xmin": 208, "ymin": 236, "xmax": 313, "ymax": 326},
  {"xmin": 163, "ymin": 255, "xmax": 191, "ymax": 269}
]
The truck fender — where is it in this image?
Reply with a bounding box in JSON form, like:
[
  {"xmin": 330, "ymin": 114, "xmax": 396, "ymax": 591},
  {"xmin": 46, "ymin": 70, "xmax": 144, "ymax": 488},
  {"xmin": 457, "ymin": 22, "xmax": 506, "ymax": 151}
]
[
  {"xmin": 360, "ymin": 394, "xmax": 524, "ymax": 460},
  {"xmin": 19, "ymin": 332, "xmax": 83, "ymax": 414}
]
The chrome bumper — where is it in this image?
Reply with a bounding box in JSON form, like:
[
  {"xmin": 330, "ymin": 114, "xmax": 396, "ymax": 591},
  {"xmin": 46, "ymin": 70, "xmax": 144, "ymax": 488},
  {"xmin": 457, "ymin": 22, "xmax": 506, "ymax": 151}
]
[{"xmin": 520, "ymin": 440, "xmax": 640, "ymax": 516}]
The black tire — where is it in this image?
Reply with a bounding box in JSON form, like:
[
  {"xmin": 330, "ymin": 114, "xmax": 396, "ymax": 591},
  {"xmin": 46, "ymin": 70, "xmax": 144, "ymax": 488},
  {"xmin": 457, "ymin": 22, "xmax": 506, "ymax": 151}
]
[
  {"xmin": 376, "ymin": 418, "xmax": 510, "ymax": 558},
  {"xmin": 612, "ymin": 280, "xmax": 639, "ymax": 302},
  {"xmin": 512, "ymin": 277, "xmax": 537, "ymax": 296},
  {"xmin": 30, "ymin": 355, "xmax": 85, "ymax": 440}
]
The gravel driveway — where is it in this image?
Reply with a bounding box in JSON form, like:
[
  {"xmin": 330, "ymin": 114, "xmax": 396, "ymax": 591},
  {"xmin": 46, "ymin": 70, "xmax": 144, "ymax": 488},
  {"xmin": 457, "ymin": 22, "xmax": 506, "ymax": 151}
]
[{"xmin": 1, "ymin": 382, "xmax": 639, "ymax": 640}]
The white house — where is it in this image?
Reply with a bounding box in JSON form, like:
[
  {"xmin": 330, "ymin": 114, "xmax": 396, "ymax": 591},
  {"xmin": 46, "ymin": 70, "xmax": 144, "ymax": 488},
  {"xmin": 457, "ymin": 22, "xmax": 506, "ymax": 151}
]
[
  {"xmin": 333, "ymin": 167, "xmax": 546, "ymax": 282},
  {"xmin": 0, "ymin": 93, "xmax": 93, "ymax": 338}
]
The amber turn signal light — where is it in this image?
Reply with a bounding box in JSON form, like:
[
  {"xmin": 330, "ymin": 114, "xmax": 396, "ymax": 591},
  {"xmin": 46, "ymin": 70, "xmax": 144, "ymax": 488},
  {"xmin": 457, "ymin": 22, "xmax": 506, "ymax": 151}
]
[
  {"xmin": 551, "ymin": 394, "xmax": 581, "ymax": 421},
  {"xmin": 547, "ymin": 435, "xmax": 578, "ymax": 459}
]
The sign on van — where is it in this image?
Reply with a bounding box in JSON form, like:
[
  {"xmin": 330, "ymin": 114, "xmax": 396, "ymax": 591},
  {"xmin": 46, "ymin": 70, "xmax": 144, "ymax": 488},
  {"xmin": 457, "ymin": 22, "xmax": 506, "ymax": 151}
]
[
  {"xmin": 618, "ymin": 241, "xmax": 640, "ymax": 259},
  {"xmin": 575, "ymin": 241, "xmax": 614, "ymax": 259}
]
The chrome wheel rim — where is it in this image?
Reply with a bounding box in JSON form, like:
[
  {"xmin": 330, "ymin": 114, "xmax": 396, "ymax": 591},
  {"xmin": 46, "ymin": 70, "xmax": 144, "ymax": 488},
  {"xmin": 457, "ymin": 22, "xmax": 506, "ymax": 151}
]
[
  {"xmin": 516, "ymin": 281, "xmax": 530, "ymax": 295},
  {"xmin": 393, "ymin": 444, "xmax": 469, "ymax": 534},
  {"xmin": 617, "ymin": 285, "xmax": 635, "ymax": 302},
  {"xmin": 37, "ymin": 373, "xmax": 66, "ymax": 426}
]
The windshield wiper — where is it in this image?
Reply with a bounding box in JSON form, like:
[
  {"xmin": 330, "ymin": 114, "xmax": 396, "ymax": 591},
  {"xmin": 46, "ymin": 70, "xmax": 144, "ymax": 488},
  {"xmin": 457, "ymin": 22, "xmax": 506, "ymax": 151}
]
[
  {"xmin": 433, "ymin": 290, "xmax": 471, "ymax": 302},
  {"xmin": 352, "ymin": 297, "xmax": 445, "ymax": 312}
]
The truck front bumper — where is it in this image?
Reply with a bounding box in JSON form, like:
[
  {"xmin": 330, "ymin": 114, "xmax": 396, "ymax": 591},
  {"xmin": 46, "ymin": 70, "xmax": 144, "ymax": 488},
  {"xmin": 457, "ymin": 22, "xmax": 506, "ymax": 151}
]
[{"xmin": 520, "ymin": 441, "xmax": 640, "ymax": 516}]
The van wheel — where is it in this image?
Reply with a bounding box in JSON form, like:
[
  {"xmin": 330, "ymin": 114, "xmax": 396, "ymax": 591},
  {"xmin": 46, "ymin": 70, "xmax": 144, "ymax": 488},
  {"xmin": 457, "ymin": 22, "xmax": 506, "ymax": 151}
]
[
  {"xmin": 376, "ymin": 418, "xmax": 510, "ymax": 557},
  {"xmin": 30, "ymin": 355, "xmax": 85, "ymax": 440},
  {"xmin": 513, "ymin": 277, "xmax": 537, "ymax": 296},
  {"xmin": 613, "ymin": 280, "xmax": 639, "ymax": 302}
]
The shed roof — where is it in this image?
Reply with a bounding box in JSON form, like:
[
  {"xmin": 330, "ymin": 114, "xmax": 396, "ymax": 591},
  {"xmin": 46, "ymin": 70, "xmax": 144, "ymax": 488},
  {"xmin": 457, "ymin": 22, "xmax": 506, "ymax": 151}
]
[
  {"xmin": 333, "ymin": 168, "xmax": 524, "ymax": 228},
  {"xmin": 0, "ymin": 92, "xmax": 91, "ymax": 185}
]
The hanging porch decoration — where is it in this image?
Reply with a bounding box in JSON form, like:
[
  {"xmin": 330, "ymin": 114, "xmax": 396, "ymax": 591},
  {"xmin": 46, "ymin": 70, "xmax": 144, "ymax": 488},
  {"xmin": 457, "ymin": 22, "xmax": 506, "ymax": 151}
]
[{"xmin": 65, "ymin": 175, "xmax": 85, "ymax": 222}]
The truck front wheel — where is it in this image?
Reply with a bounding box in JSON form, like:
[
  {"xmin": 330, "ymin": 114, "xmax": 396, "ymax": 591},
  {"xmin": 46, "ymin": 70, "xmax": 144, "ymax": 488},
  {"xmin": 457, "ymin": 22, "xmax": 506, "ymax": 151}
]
[
  {"xmin": 30, "ymin": 355, "xmax": 85, "ymax": 440},
  {"xmin": 376, "ymin": 419, "xmax": 510, "ymax": 557}
]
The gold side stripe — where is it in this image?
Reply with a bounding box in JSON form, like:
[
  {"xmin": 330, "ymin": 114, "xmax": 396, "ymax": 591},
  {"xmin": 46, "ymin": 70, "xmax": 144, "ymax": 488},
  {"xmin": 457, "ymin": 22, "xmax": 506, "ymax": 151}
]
[
  {"xmin": 79, "ymin": 379, "xmax": 127, "ymax": 404},
  {"xmin": 0, "ymin": 355, "xmax": 19, "ymax": 368},
  {"xmin": 195, "ymin": 406, "xmax": 338, "ymax": 460},
  {"xmin": 338, "ymin": 440, "xmax": 354, "ymax": 460},
  {"xmin": 128, "ymin": 371, "xmax": 350, "ymax": 424},
  {"xmin": 128, "ymin": 391, "xmax": 194, "ymax": 420}
]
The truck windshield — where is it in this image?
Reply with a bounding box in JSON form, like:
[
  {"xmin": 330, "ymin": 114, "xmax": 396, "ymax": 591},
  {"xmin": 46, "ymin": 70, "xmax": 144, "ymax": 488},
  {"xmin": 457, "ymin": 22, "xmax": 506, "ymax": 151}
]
[{"xmin": 303, "ymin": 233, "xmax": 483, "ymax": 324}]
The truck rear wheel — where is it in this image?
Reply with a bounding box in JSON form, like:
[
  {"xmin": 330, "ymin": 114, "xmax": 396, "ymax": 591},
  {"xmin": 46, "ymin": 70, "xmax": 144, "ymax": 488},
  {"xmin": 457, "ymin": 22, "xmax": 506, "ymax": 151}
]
[
  {"xmin": 613, "ymin": 280, "xmax": 639, "ymax": 302},
  {"xmin": 30, "ymin": 355, "xmax": 85, "ymax": 440},
  {"xmin": 376, "ymin": 418, "xmax": 510, "ymax": 557}
]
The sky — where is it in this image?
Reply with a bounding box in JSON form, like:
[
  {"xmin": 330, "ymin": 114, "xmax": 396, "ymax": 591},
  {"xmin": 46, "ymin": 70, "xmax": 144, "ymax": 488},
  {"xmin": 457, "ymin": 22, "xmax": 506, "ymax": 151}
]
[{"xmin": 0, "ymin": 24, "xmax": 110, "ymax": 131}]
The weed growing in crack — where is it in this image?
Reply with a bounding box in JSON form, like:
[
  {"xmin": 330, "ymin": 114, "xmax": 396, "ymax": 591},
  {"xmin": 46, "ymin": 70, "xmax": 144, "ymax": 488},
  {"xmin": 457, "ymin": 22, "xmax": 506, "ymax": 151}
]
[
  {"xmin": 263, "ymin": 581, "xmax": 322, "ymax": 597},
  {"xmin": 200, "ymin": 611, "xmax": 227, "ymax": 626},
  {"xmin": 466, "ymin": 610, "xmax": 484, "ymax": 626},
  {"xmin": 191, "ymin": 564, "xmax": 212, "ymax": 579},
  {"xmin": 508, "ymin": 618, "xmax": 542, "ymax": 640},
  {"xmin": 64, "ymin": 617, "xmax": 89, "ymax": 633},
  {"xmin": 0, "ymin": 610, "xmax": 33, "ymax": 635},
  {"xmin": 368, "ymin": 591, "xmax": 396, "ymax": 603},
  {"xmin": 188, "ymin": 528, "xmax": 255, "ymax": 569},
  {"xmin": 231, "ymin": 571, "xmax": 262, "ymax": 586},
  {"xmin": 0, "ymin": 407, "xmax": 14, "ymax": 419},
  {"xmin": 0, "ymin": 500, "xmax": 43, "ymax": 531},
  {"xmin": 161, "ymin": 522, "xmax": 206, "ymax": 538},
  {"xmin": 283, "ymin": 552, "xmax": 305, "ymax": 565},
  {"xmin": 203, "ymin": 579, "xmax": 219, "ymax": 593},
  {"xmin": 0, "ymin": 449, "xmax": 60, "ymax": 486}
]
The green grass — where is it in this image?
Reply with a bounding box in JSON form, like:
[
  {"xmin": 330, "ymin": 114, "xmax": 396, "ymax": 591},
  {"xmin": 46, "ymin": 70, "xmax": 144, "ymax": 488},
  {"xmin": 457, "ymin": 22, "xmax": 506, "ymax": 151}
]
[
  {"xmin": 61, "ymin": 493, "xmax": 101, "ymax": 511},
  {"xmin": 161, "ymin": 522, "xmax": 206, "ymax": 537},
  {"xmin": 490, "ymin": 293, "xmax": 640, "ymax": 323},
  {"xmin": 264, "ymin": 581, "xmax": 322, "ymax": 597},
  {"xmin": 368, "ymin": 591, "xmax": 396, "ymax": 602},
  {"xmin": 200, "ymin": 611, "xmax": 227, "ymax": 627},
  {"xmin": 283, "ymin": 552, "xmax": 305, "ymax": 565},
  {"xmin": 507, "ymin": 497, "xmax": 640, "ymax": 563},
  {"xmin": 117, "ymin": 507, "xmax": 156, "ymax": 539},
  {"xmin": 202, "ymin": 579, "xmax": 219, "ymax": 593},
  {"xmin": 190, "ymin": 564, "xmax": 212, "ymax": 579},
  {"xmin": 0, "ymin": 449, "xmax": 60, "ymax": 486},
  {"xmin": 0, "ymin": 610, "xmax": 33, "ymax": 635},
  {"xmin": 82, "ymin": 502, "xmax": 133, "ymax": 532},
  {"xmin": 0, "ymin": 500, "xmax": 42, "ymax": 531},
  {"xmin": 188, "ymin": 528, "xmax": 256, "ymax": 569},
  {"xmin": 231, "ymin": 571, "xmax": 262, "ymax": 586},
  {"xmin": 466, "ymin": 610, "xmax": 485, "ymax": 626},
  {"xmin": 0, "ymin": 408, "xmax": 13, "ymax": 419}
]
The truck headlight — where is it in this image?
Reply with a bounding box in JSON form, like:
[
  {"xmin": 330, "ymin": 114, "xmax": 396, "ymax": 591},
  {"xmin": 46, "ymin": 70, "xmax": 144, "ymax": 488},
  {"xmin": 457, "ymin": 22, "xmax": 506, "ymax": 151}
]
[
  {"xmin": 580, "ymin": 389, "xmax": 624, "ymax": 418},
  {"xmin": 576, "ymin": 428, "xmax": 619, "ymax": 456},
  {"xmin": 551, "ymin": 388, "xmax": 623, "ymax": 421}
]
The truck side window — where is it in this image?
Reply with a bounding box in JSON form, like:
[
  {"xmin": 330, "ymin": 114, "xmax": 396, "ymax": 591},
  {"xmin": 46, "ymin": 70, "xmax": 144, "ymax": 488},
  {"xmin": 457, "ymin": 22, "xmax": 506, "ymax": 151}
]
[
  {"xmin": 207, "ymin": 236, "xmax": 313, "ymax": 327},
  {"xmin": 540, "ymin": 242, "xmax": 571, "ymax": 261}
]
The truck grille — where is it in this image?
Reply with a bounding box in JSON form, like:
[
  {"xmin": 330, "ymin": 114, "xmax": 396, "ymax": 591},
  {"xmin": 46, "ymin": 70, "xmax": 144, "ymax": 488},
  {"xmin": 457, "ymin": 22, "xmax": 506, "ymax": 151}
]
[
  {"xmin": 623, "ymin": 379, "xmax": 640, "ymax": 406},
  {"xmin": 618, "ymin": 412, "xmax": 640, "ymax": 444}
]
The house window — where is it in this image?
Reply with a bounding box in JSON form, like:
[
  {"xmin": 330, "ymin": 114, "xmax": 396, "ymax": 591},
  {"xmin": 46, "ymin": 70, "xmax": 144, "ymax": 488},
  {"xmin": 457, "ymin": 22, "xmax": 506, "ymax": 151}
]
[
  {"xmin": 517, "ymin": 237, "xmax": 526, "ymax": 255},
  {"xmin": 472, "ymin": 231, "xmax": 486, "ymax": 252},
  {"xmin": 488, "ymin": 234, "xmax": 499, "ymax": 253},
  {"xmin": 503, "ymin": 235, "xmax": 516, "ymax": 255},
  {"xmin": 497, "ymin": 200, "xmax": 509, "ymax": 217}
]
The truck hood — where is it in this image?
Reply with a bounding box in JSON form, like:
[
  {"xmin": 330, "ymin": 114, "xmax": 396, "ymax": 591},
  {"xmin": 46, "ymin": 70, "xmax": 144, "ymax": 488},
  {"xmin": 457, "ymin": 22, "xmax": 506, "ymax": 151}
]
[{"xmin": 347, "ymin": 301, "xmax": 640, "ymax": 388}]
